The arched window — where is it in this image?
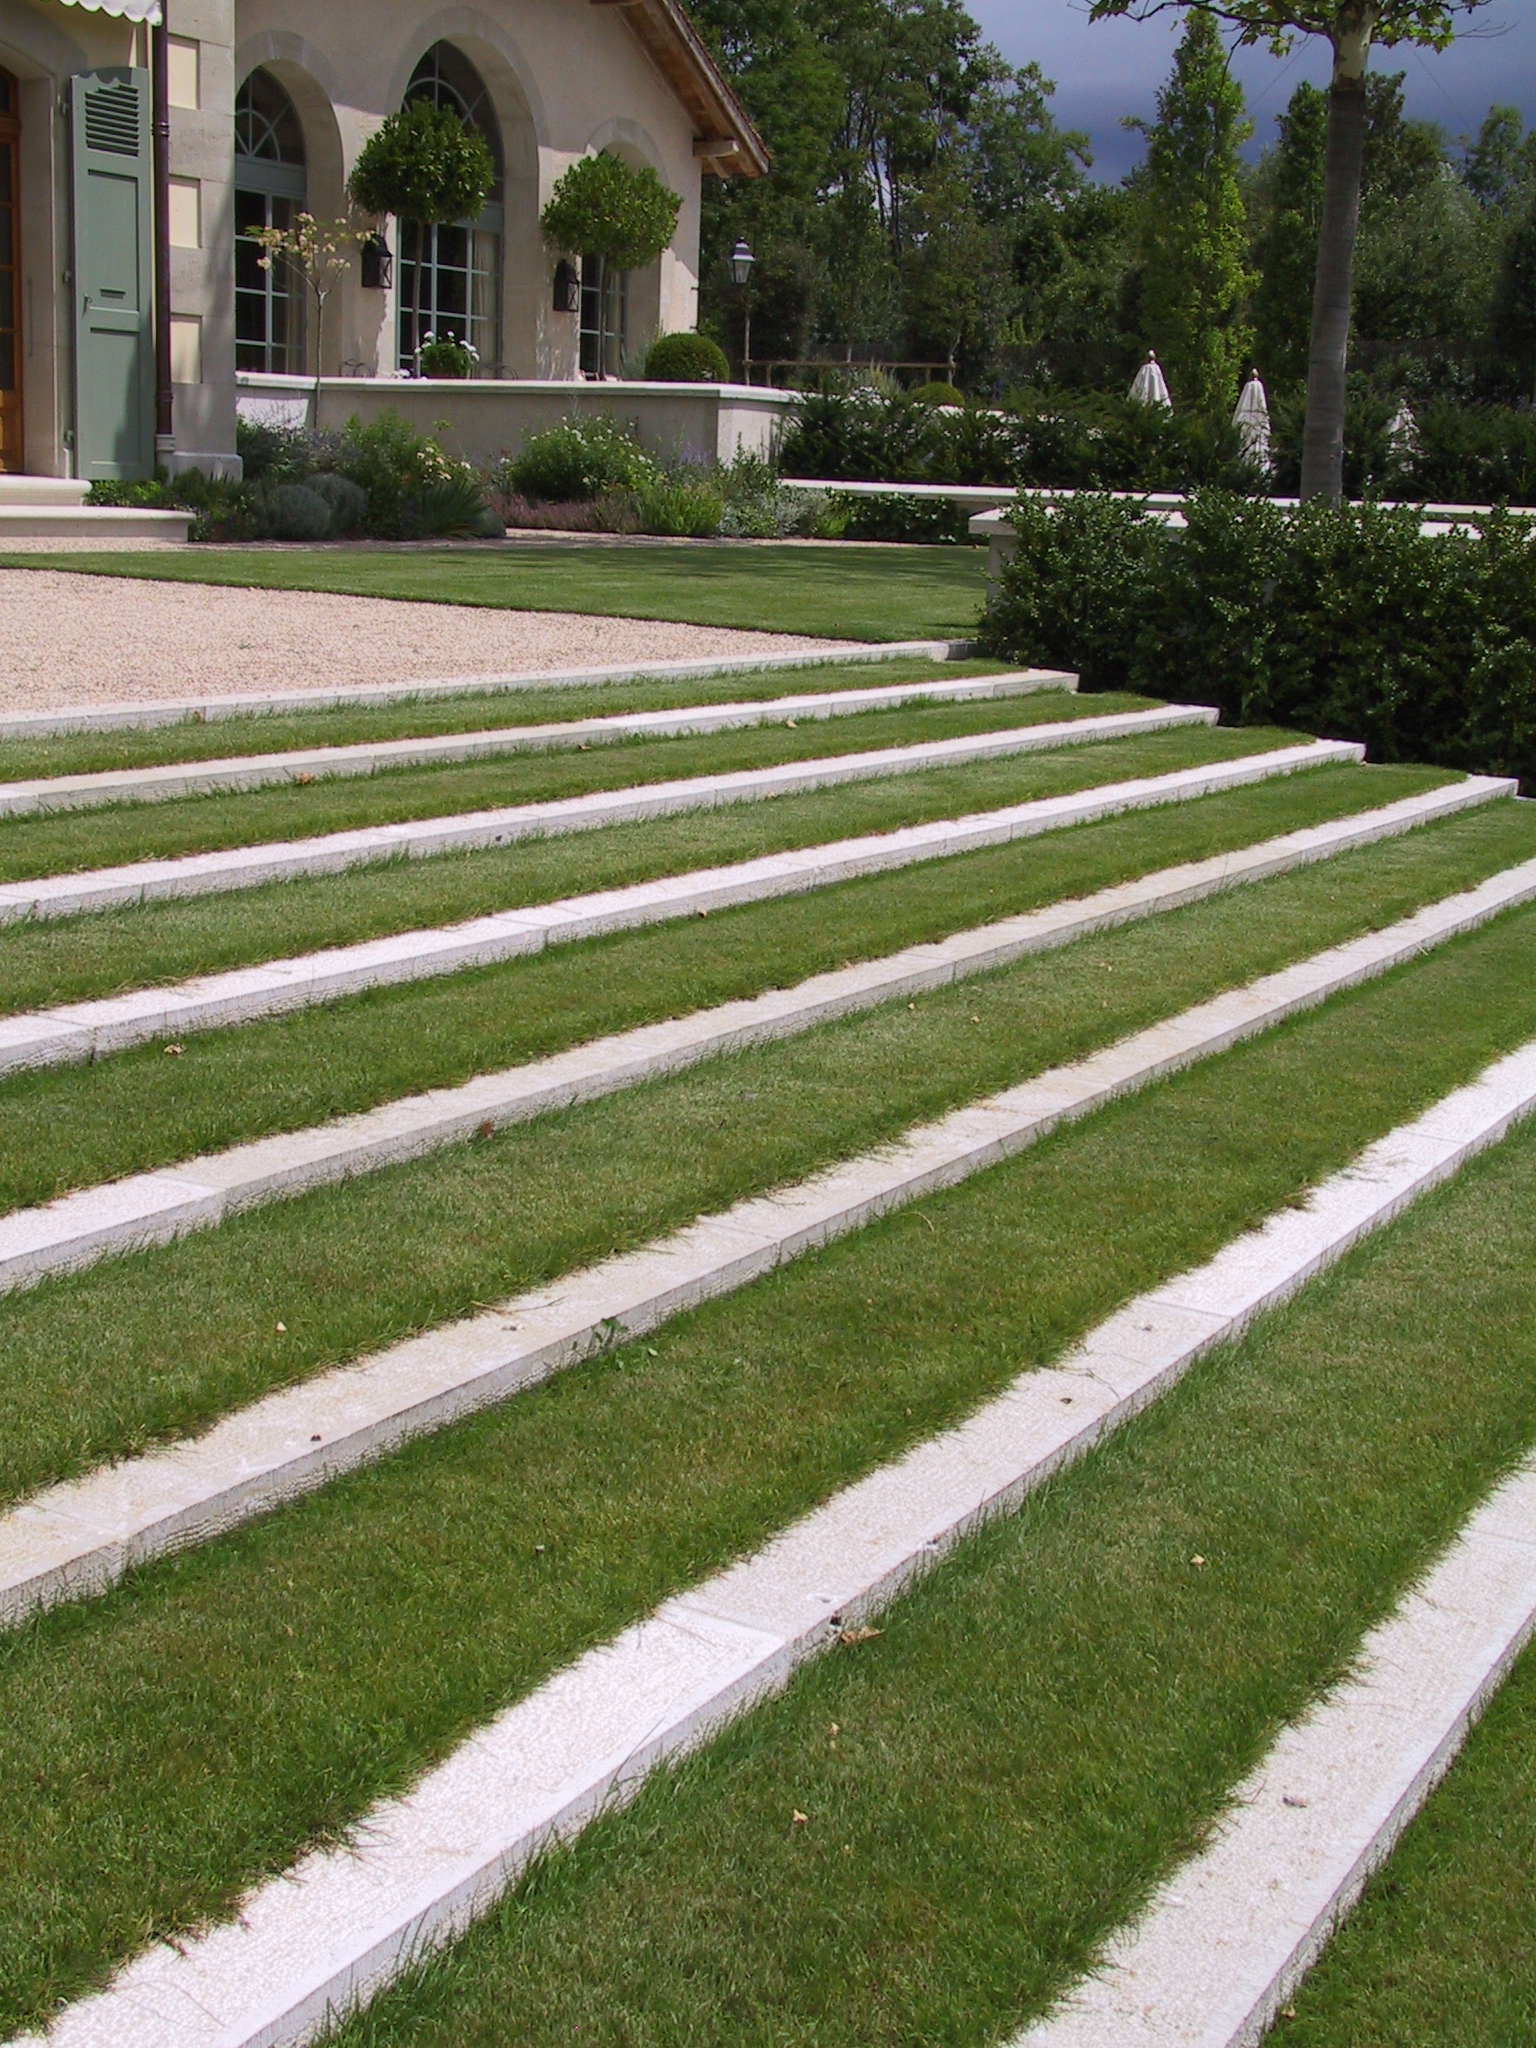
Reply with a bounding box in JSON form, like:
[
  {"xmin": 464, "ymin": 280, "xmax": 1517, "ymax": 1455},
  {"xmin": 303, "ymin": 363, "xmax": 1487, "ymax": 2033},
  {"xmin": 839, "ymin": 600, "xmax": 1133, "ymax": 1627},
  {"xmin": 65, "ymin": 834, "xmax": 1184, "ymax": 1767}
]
[
  {"xmin": 398, "ymin": 43, "xmax": 503, "ymax": 374},
  {"xmin": 234, "ymin": 69, "xmax": 306, "ymax": 374}
]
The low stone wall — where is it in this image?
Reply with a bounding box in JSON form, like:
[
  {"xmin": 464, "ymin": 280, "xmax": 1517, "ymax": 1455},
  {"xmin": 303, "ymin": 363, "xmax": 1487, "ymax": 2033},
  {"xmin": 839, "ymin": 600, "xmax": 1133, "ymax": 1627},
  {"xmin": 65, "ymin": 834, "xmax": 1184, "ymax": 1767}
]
[{"xmin": 234, "ymin": 375, "xmax": 796, "ymax": 470}]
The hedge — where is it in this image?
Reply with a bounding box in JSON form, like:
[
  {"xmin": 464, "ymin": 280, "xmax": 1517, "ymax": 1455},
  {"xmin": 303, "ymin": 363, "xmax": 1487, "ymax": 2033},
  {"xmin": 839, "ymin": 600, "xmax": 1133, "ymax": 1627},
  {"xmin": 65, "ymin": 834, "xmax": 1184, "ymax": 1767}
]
[{"xmin": 978, "ymin": 491, "xmax": 1536, "ymax": 791}]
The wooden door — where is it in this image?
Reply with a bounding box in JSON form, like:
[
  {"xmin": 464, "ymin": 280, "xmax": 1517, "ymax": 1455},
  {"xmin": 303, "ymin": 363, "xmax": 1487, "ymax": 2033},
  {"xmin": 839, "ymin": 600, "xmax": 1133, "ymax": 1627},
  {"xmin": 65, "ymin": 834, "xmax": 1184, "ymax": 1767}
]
[{"xmin": 0, "ymin": 69, "xmax": 21, "ymax": 474}]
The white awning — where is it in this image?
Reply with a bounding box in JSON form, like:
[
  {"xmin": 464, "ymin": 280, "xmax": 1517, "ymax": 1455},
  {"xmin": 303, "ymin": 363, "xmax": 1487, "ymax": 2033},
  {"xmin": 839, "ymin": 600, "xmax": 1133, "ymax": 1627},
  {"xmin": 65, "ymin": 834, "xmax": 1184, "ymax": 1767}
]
[{"xmin": 55, "ymin": 0, "xmax": 163, "ymax": 23}]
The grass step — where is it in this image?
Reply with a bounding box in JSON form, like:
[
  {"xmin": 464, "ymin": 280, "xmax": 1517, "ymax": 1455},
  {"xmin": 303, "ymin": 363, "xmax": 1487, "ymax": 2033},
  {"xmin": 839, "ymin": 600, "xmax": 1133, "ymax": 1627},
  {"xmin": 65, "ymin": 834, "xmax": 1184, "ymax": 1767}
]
[
  {"xmin": 32, "ymin": 1046, "xmax": 1536, "ymax": 2048},
  {"xmin": 0, "ymin": 741, "xmax": 1340, "ymax": 1075},
  {"xmin": 0, "ymin": 726, "xmax": 1306, "ymax": 1014},
  {"xmin": 0, "ymin": 643, "xmax": 978, "ymax": 752},
  {"xmin": 0, "ymin": 759, "xmax": 1449, "ymax": 1217},
  {"xmin": 6, "ymin": 848, "xmax": 1528, "ymax": 1624},
  {"xmin": 1016, "ymin": 1449, "xmax": 1536, "ymax": 2048},
  {"xmin": 4, "ymin": 908, "xmax": 1536, "ymax": 2035},
  {"xmin": 0, "ymin": 689, "xmax": 1139, "ymax": 884},
  {"xmin": 0, "ymin": 671, "xmax": 1070, "ymax": 814},
  {"xmin": 1269, "ymin": 1639, "xmax": 1536, "ymax": 2043},
  {"xmin": 307, "ymin": 1098, "xmax": 1536, "ymax": 2048},
  {"xmin": 0, "ymin": 799, "xmax": 1529, "ymax": 1508},
  {"xmin": 0, "ymin": 779, "xmax": 1507, "ymax": 1297}
]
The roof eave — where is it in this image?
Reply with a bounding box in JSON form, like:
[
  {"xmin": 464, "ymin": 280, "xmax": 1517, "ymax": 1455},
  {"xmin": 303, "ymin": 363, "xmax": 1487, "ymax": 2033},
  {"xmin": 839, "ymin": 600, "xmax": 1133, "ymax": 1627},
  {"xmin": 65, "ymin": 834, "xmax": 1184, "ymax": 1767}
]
[{"xmin": 593, "ymin": 0, "xmax": 770, "ymax": 178}]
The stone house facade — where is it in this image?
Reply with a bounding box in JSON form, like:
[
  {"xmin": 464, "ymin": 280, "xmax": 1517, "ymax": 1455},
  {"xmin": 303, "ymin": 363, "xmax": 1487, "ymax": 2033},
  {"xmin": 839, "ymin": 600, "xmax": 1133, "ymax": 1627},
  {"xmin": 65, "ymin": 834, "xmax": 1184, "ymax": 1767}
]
[{"xmin": 0, "ymin": 0, "xmax": 765, "ymax": 480}]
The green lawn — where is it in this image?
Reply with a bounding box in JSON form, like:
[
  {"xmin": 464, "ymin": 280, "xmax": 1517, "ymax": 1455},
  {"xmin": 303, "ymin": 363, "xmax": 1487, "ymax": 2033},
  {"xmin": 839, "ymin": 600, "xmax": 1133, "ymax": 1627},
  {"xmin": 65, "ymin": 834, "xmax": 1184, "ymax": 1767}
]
[
  {"xmin": 0, "ymin": 542, "xmax": 993, "ymax": 643},
  {"xmin": 0, "ymin": 801, "xmax": 1527, "ymax": 1512},
  {"xmin": 0, "ymin": 655, "xmax": 1007, "ymax": 785},
  {"xmin": 0, "ymin": 725, "xmax": 1293, "ymax": 1016},
  {"xmin": 0, "ymin": 686, "xmax": 1117, "ymax": 879},
  {"xmin": 0, "ymin": 762, "xmax": 1443, "ymax": 1219},
  {"xmin": 324, "ymin": 1102, "xmax": 1536, "ymax": 2048},
  {"xmin": 4, "ymin": 908, "xmax": 1536, "ymax": 2036}
]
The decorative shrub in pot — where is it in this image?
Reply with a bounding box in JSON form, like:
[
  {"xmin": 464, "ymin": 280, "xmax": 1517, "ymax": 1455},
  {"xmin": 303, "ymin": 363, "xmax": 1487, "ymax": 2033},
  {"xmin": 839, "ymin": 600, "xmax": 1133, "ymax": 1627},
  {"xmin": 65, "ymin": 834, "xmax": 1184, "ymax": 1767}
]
[{"xmin": 417, "ymin": 332, "xmax": 478, "ymax": 378}]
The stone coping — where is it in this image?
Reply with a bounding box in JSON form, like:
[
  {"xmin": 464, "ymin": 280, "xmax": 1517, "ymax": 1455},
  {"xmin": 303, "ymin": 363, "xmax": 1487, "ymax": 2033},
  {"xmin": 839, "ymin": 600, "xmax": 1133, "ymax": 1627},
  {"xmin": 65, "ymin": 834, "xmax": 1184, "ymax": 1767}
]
[
  {"xmin": 0, "ymin": 641, "xmax": 975, "ymax": 741},
  {"xmin": 0, "ymin": 738, "xmax": 1352, "ymax": 1070},
  {"xmin": 0, "ymin": 776, "xmax": 1502, "ymax": 1299},
  {"xmin": 1, "ymin": 842, "xmax": 1527, "ymax": 1637},
  {"xmin": 18, "ymin": 1033, "xmax": 1536, "ymax": 2048},
  {"xmin": 1014, "ymin": 1451, "xmax": 1536, "ymax": 2047},
  {"xmin": 0, "ymin": 670, "xmax": 1074, "ymax": 817}
]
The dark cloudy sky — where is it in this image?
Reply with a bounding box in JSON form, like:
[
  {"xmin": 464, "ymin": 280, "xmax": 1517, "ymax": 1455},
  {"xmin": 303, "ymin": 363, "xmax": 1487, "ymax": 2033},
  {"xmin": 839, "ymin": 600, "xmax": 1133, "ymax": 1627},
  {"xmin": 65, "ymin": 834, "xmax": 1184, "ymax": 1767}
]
[{"xmin": 965, "ymin": 0, "xmax": 1536, "ymax": 180}]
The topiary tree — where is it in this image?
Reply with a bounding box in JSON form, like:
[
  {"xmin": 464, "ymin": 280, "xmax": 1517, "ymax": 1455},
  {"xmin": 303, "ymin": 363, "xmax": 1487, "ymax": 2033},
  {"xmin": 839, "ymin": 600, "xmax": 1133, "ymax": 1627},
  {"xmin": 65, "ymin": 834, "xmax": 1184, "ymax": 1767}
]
[
  {"xmin": 541, "ymin": 152, "xmax": 683, "ymax": 376},
  {"xmin": 643, "ymin": 330, "xmax": 730, "ymax": 381},
  {"xmin": 349, "ymin": 99, "xmax": 495, "ymax": 371}
]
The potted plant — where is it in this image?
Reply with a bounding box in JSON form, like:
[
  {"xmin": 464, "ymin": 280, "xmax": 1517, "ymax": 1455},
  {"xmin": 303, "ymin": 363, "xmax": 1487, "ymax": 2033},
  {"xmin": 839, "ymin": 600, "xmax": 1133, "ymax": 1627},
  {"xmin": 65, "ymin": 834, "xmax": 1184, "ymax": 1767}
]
[
  {"xmin": 349, "ymin": 99, "xmax": 494, "ymax": 373},
  {"xmin": 540, "ymin": 151, "xmax": 682, "ymax": 377},
  {"xmin": 417, "ymin": 331, "xmax": 479, "ymax": 378}
]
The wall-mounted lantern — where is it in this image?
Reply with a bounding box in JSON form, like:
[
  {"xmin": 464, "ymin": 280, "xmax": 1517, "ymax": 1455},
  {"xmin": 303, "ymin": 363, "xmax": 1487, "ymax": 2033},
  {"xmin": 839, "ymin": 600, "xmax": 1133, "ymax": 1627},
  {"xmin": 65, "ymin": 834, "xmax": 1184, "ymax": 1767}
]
[
  {"xmin": 360, "ymin": 233, "xmax": 393, "ymax": 292},
  {"xmin": 553, "ymin": 259, "xmax": 580, "ymax": 314}
]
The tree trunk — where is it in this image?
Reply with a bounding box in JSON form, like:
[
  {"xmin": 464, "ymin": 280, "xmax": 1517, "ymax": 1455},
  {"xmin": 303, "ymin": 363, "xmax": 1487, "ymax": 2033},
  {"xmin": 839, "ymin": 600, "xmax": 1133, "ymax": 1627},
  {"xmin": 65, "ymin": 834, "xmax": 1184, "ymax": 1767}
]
[{"xmin": 1299, "ymin": 8, "xmax": 1373, "ymax": 502}]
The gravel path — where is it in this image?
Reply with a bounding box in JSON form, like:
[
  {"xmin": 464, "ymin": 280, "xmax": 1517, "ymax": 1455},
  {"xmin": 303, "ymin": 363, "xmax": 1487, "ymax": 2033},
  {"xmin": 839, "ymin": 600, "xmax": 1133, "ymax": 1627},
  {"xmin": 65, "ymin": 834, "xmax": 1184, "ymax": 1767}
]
[{"xmin": 0, "ymin": 569, "xmax": 842, "ymax": 713}]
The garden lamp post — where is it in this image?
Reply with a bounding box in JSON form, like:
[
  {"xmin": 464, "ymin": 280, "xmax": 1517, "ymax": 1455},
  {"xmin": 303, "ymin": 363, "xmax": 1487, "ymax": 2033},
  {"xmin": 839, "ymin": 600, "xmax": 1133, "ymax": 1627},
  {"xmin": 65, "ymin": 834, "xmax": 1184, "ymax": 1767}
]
[{"xmin": 730, "ymin": 238, "xmax": 755, "ymax": 383}]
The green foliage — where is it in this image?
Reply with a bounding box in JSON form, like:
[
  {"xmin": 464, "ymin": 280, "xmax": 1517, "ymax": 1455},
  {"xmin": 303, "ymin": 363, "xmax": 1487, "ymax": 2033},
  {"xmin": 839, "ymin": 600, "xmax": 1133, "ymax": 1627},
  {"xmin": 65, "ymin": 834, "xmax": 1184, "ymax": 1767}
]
[
  {"xmin": 307, "ymin": 473, "xmax": 369, "ymax": 533},
  {"xmin": 1493, "ymin": 189, "xmax": 1536, "ymax": 396},
  {"xmin": 1090, "ymin": 0, "xmax": 1489, "ymax": 64},
  {"xmin": 908, "ymin": 381, "xmax": 966, "ymax": 406},
  {"xmin": 540, "ymin": 152, "xmax": 682, "ymax": 268},
  {"xmin": 417, "ymin": 335, "xmax": 477, "ymax": 377},
  {"xmin": 633, "ymin": 474, "xmax": 725, "ymax": 537},
  {"xmin": 981, "ymin": 490, "xmax": 1536, "ymax": 787},
  {"xmin": 1250, "ymin": 82, "xmax": 1328, "ymax": 392},
  {"xmin": 643, "ymin": 331, "xmax": 732, "ymax": 382},
  {"xmin": 691, "ymin": 0, "xmax": 1090, "ymax": 389},
  {"xmin": 1464, "ymin": 103, "xmax": 1536, "ymax": 210},
  {"xmin": 332, "ymin": 410, "xmax": 485, "ymax": 537},
  {"xmin": 777, "ymin": 385, "xmax": 1261, "ymax": 489},
  {"xmin": 504, "ymin": 416, "xmax": 655, "ymax": 502},
  {"xmin": 348, "ymin": 98, "xmax": 494, "ymax": 226},
  {"xmin": 1135, "ymin": 8, "xmax": 1254, "ymax": 412},
  {"xmin": 265, "ymin": 482, "xmax": 334, "ymax": 542}
]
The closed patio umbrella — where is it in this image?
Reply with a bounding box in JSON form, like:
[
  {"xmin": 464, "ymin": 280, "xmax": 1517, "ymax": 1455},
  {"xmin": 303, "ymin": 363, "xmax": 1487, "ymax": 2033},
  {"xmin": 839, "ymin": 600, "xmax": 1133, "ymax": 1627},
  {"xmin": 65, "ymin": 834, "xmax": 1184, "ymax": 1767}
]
[
  {"xmin": 1129, "ymin": 352, "xmax": 1172, "ymax": 409},
  {"xmin": 1233, "ymin": 369, "xmax": 1271, "ymax": 471}
]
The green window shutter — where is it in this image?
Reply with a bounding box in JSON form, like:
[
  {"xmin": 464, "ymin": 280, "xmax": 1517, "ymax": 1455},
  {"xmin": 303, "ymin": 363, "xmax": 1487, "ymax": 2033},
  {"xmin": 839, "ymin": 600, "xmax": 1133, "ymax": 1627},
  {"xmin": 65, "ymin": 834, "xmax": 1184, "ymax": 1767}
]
[{"xmin": 71, "ymin": 68, "xmax": 155, "ymax": 481}]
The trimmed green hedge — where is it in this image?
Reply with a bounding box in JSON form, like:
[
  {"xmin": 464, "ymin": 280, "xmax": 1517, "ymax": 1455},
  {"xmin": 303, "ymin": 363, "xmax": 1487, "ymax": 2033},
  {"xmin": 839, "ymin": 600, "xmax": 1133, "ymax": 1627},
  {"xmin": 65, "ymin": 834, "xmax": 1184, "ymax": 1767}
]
[{"xmin": 978, "ymin": 492, "xmax": 1536, "ymax": 790}]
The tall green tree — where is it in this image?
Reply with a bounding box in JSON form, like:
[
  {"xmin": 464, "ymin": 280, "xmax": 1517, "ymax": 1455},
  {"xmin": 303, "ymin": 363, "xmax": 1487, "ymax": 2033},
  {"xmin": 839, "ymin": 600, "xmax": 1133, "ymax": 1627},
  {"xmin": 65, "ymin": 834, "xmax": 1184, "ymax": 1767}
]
[
  {"xmin": 1091, "ymin": 0, "xmax": 1490, "ymax": 501},
  {"xmin": 1493, "ymin": 187, "xmax": 1536, "ymax": 395},
  {"xmin": 1134, "ymin": 7, "xmax": 1253, "ymax": 410},
  {"xmin": 1250, "ymin": 82, "xmax": 1328, "ymax": 390},
  {"xmin": 689, "ymin": 0, "xmax": 1088, "ymax": 385},
  {"xmin": 1250, "ymin": 71, "xmax": 1455, "ymax": 393}
]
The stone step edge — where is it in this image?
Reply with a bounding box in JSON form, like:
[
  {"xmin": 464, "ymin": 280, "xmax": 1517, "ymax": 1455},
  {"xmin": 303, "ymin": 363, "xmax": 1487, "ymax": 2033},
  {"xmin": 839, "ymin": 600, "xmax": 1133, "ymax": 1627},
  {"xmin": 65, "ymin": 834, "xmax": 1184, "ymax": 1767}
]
[
  {"xmin": 1011, "ymin": 1455, "xmax": 1536, "ymax": 2048},
  {"xmin": 0, "ymin": 738, "xmax": 1356, "ymax": 1070},
  {"xmin": 18, "ymin": 1037, "xmax": 1536, "ymax": 2048},
  {"xmin": 0, "ymin": 640, "xmax": 978, "ymax": 742},
  {"xmin": 0, "ymin": 776, "xmax": 1508, "ymax": 1296},
  {"xmin": 0, "ymin": 672, "xmax": 1077, "ymax": 817},
  {"xmin": 0, "ymin": 699, "xmax": 1211, "ymax": 923},
  {"xmin": 3, "ymin": 848, "xmax": 1530, "ymax": 1640}
]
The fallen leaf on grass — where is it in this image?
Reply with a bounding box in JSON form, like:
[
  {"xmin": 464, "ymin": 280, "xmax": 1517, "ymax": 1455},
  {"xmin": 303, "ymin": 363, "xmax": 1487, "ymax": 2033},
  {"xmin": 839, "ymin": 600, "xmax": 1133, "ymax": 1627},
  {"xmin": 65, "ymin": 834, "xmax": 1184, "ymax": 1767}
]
[
  {"xmin": 839, "ymin": 1625, "xmax": 882, "ymax": 1645},
  {"xmin": 163, "ymin": 1044, "xmax": 183, "ymax": 1057},
  {"xmin": 792, "ymin": 1809, "xmax": 808, "ymax": 1825}
]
